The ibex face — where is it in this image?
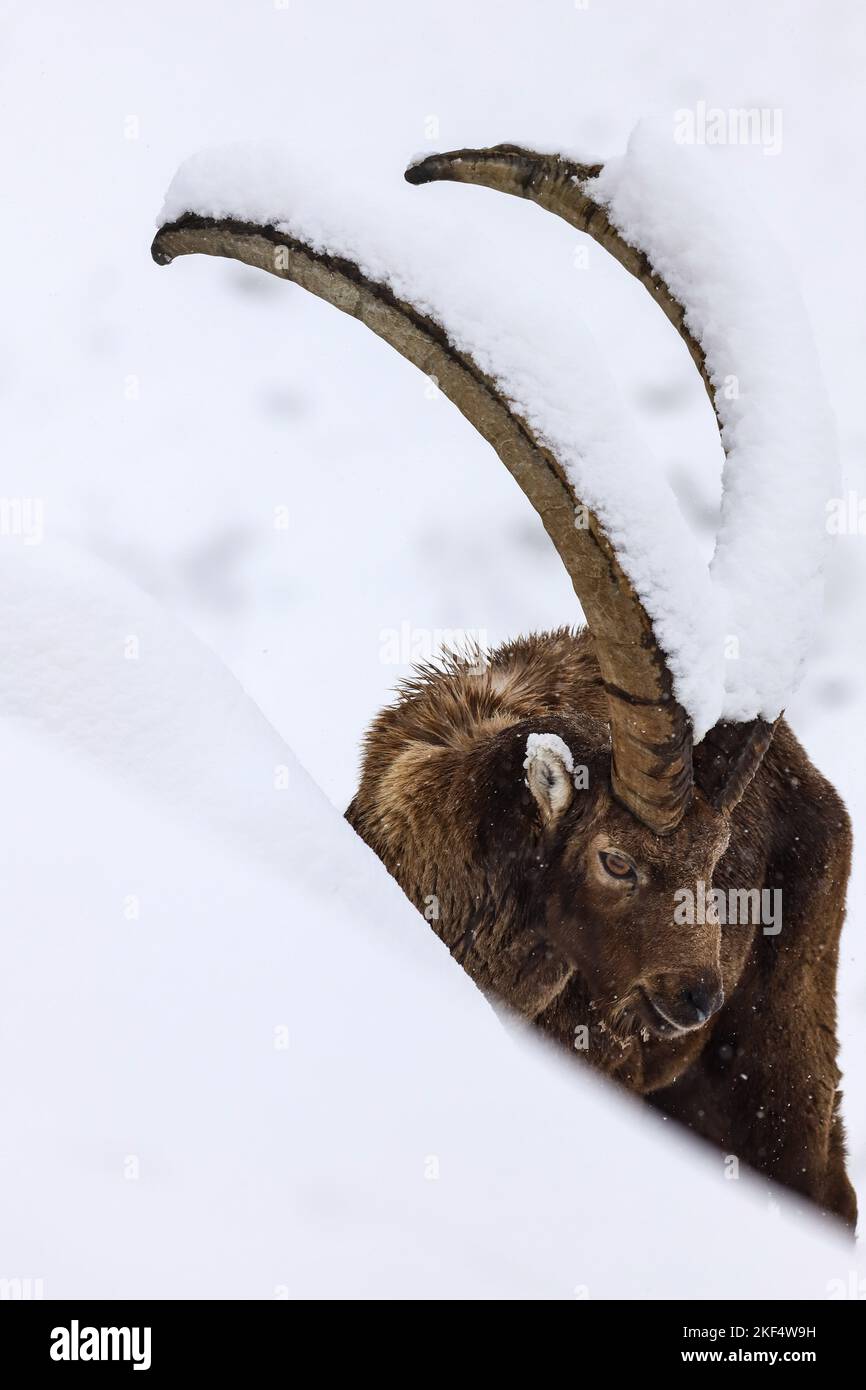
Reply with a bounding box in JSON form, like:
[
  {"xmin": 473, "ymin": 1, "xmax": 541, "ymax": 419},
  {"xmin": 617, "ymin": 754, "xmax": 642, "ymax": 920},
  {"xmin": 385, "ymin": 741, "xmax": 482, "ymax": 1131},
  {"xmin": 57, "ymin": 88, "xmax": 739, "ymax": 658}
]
[{"xmin": 500, "ymin": 718, "xmax": 729, "ymax": 1038}]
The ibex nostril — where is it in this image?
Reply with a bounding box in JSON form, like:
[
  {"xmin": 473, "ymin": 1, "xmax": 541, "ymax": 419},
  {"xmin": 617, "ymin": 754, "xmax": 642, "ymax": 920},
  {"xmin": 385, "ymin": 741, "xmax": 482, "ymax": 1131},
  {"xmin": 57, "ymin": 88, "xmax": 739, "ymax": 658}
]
[{"xmin": 678, "ymin": 983, "xmax": 724, "ymax": 1025}]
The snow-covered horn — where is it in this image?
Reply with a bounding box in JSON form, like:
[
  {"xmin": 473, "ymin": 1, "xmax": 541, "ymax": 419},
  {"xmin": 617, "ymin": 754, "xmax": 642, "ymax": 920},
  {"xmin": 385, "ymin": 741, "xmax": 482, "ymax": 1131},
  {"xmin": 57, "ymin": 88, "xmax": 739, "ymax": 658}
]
[{"xmin": 406, "ymin": 144, "xmax": 775, "ymax": 808}]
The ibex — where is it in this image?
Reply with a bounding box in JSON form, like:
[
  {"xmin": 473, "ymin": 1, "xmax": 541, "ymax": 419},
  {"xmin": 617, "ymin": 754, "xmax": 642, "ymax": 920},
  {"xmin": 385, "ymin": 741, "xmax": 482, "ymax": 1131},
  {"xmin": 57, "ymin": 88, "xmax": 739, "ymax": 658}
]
[{"xmin": 153, "ymin": 143, "xmax": 856, "ymax": 1227}]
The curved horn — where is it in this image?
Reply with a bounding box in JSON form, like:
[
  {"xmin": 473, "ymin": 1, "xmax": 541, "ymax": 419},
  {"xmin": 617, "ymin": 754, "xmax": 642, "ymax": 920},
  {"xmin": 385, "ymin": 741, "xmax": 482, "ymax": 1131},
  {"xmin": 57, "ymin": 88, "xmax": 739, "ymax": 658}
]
[
  {"xmin": 405, "ymin": 145, "xmax": 715, "ymax": 410},
  {"xmin": 406, "ymin": 143, "xmax": 770, "ymax": 808},
  {"xmin": 692, "ymin": 717, "xmax": 778, "ymax": 814},
  {"xmin": 152, "ymin": 213, "xmax": 692, "ymax": 833}
]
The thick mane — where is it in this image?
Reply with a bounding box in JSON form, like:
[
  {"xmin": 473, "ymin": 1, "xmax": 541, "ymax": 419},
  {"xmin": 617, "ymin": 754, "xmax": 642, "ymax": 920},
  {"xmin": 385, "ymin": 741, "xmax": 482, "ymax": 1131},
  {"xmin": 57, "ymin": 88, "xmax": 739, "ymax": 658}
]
[{"xmin": 363, "ymin": 626, "xmax": 606, "ymax": 762}]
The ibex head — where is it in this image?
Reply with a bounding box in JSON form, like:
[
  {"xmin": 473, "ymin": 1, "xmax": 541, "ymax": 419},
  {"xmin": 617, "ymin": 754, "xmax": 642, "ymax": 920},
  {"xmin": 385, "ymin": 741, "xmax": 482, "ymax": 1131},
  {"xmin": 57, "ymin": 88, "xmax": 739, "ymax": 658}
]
[
  {"xmin": 509, "ymin": 717, "xmax": 729, "ymax": 1034},
  {"xmin": 152, "ymin": 138, "xmax": 787, "ymax": 1037}
]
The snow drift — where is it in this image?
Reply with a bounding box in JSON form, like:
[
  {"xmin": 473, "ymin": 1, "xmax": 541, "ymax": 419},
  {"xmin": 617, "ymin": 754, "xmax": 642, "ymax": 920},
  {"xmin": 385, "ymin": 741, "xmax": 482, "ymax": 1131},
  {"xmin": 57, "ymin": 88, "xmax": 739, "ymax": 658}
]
[{"xmin": 0, "ymin": 543, "xmax": 858, "ymax": 1297}]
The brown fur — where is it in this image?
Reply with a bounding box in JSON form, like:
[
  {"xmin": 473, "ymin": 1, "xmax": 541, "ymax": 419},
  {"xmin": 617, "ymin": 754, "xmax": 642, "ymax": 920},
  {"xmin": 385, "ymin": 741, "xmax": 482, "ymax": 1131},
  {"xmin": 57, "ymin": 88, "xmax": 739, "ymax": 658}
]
[{"xmin": 347, "ymin": 628, "xmax": 856, "ymax": 1228}]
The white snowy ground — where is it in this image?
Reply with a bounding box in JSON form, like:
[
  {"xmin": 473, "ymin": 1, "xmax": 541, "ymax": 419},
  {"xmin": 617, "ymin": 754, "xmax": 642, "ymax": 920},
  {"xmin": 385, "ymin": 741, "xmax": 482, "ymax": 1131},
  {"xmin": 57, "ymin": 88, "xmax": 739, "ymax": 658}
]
[{"xmin": 0, "ymin": 0, "xmax": 864, "ymax": 1297}]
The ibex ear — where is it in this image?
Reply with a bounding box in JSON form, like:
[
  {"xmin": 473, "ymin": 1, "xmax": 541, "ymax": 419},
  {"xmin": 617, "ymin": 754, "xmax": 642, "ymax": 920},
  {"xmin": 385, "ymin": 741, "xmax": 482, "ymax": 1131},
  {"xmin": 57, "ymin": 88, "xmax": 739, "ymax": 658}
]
[{"xmin": 524, "ymin": 733, "xmax": 575, "ymax": 826}]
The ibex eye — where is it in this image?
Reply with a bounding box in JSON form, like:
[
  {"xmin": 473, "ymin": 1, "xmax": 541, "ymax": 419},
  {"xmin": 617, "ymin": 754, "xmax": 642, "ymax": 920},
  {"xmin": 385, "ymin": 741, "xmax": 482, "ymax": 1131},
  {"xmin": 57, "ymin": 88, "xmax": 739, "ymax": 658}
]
[{"xmin": 599, "ymin": 850, "xmax": 636, "ymax": 882}]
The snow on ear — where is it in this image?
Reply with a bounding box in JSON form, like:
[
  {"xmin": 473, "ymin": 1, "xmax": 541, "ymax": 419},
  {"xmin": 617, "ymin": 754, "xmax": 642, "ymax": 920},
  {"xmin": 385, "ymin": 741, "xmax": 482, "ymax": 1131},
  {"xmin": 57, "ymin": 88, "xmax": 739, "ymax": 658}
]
[{"xmin": 524, "ymin": 733, "xmax": 576, "ymax": 825}]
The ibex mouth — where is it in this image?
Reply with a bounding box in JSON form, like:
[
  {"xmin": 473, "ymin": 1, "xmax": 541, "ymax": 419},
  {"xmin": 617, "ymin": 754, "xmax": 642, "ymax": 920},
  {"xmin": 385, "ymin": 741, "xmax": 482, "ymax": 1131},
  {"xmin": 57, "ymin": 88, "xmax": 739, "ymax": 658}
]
[{"xmin": 635, "ymin": 988, "xmax": 693, "ymax": 1039}]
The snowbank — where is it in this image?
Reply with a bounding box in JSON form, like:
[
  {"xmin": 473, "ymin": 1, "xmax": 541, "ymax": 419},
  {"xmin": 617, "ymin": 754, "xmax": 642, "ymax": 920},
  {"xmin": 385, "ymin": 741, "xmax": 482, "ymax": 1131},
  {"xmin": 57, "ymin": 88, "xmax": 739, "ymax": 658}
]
[{"xmin": 0, "ymin": 544, "xmax": 858, "ymax": 1297}]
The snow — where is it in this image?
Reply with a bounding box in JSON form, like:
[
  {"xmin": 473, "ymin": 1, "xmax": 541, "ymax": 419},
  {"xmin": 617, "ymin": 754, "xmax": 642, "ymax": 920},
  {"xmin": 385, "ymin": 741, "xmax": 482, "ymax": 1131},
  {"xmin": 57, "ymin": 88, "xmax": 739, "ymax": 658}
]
[
  {"xmin": 2, "ymin": 0, "xmax": 864, "ymax": 1300},
  {"xmin": 525, "ymin": 730, "xmax": 575, "ymax": 774},
  {"xmin": 589, "ymin": 120, "xmax": 836, "ymax": 723},
  {"xmin": 0, "ymin": 540, "xmax": 860, "ymax": 1298}
]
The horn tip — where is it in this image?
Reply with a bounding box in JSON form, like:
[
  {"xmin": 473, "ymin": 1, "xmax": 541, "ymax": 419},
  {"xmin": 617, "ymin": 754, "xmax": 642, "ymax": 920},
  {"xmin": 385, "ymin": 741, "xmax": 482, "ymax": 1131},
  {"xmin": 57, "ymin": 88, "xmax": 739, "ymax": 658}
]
[
  {"xmin": 405, "ymin": 148, "xmax": 489, "ymax": 185},
  {"xmin": 404, "ymin": 156, "xmax": 444, "ymax": 186},
  {"xmin": 151, "ymin": 231, "xmax": 173, "ymax": 266}
]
